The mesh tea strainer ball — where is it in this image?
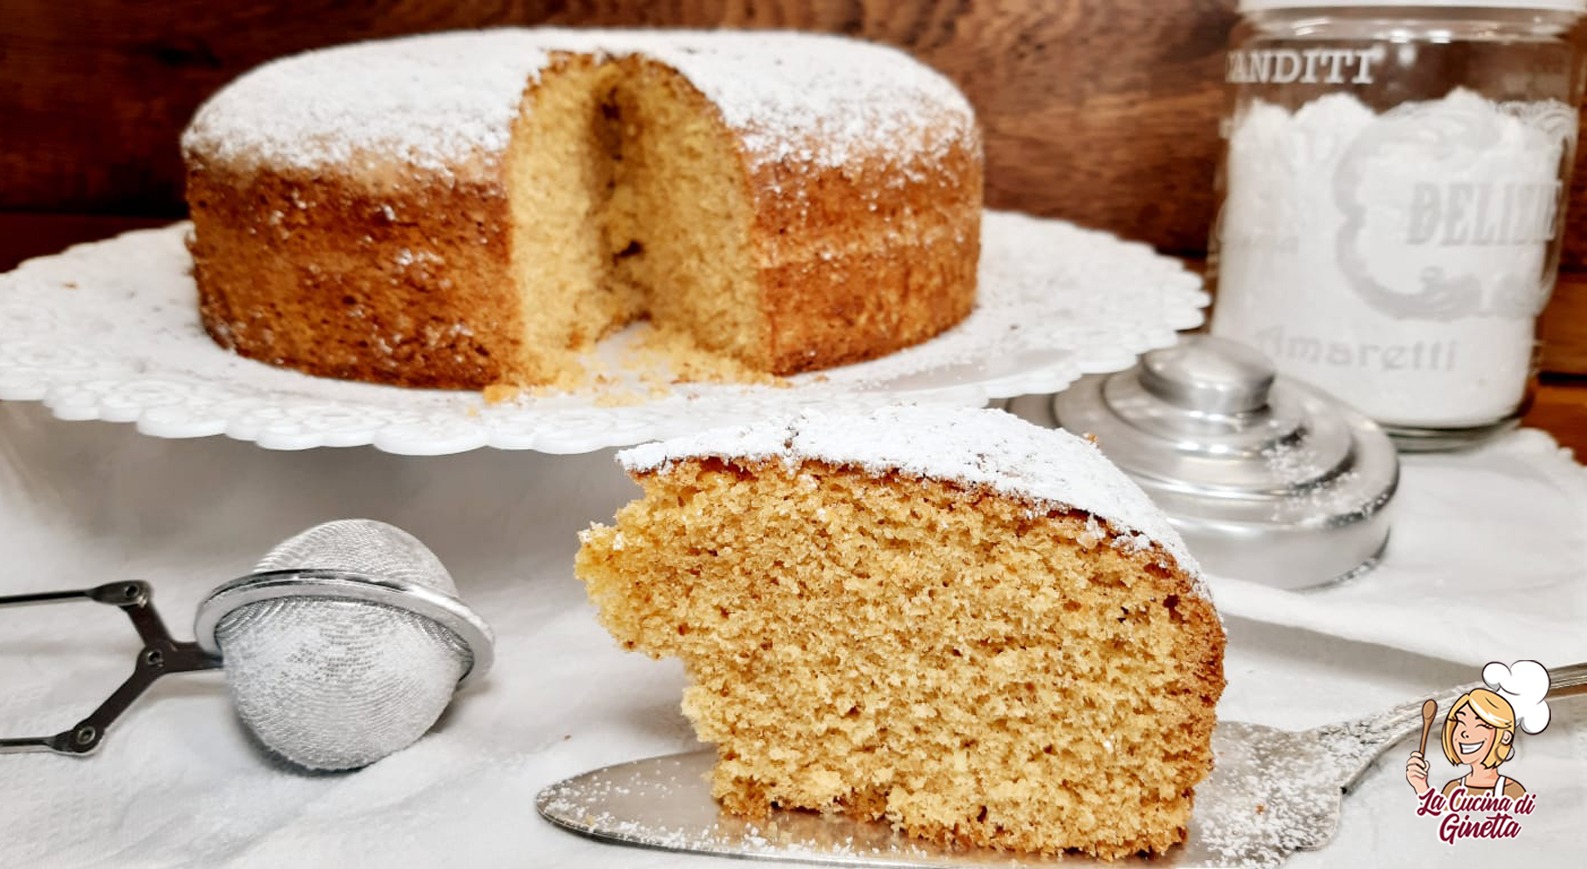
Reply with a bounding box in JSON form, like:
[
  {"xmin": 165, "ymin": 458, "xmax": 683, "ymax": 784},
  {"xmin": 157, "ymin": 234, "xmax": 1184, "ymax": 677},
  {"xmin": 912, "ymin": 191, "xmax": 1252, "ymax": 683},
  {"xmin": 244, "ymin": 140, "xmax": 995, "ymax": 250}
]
[
  {"xmin": 0, "ymin": 520, "xmax": 493, "ymax": 771},
  {"xmin": 194, "ymin": 520, "xmax": 494, "ymax": 770}
]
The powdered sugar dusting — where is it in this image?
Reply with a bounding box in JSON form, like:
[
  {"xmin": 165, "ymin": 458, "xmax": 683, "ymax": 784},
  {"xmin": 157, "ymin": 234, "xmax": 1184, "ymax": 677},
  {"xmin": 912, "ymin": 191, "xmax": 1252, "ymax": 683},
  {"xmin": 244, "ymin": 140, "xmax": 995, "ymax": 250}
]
[
  {"xmin": 181, "ymin": 28, "xmax": 976, "ymax": 176},
  {"xmin": 183, "ymin": 31, "xmax": 555, "ymax": 175},
  {"xmin": 619, "ymin": 406, "xmax": 1206, "ymax": 593},
  {"xmin": 610, "ymin": 30, "xmax": 977, "ymax": 169}
]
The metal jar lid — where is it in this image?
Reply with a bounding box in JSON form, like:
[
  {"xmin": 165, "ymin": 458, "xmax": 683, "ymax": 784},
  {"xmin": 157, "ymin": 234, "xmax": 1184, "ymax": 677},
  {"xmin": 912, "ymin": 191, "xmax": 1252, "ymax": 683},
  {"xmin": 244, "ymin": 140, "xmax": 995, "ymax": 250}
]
[{"xmin": 1051, "ymin": 336, "xmax": 1398, "ymax": 590}]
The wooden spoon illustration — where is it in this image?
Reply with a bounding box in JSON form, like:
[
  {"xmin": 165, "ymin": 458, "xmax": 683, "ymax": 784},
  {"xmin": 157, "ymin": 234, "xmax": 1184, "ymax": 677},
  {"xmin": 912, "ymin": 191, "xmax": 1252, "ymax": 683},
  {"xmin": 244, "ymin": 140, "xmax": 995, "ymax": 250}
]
[{"xmin": 1418, "ymin": 699, "xmax": 1438, "ymax": 755}]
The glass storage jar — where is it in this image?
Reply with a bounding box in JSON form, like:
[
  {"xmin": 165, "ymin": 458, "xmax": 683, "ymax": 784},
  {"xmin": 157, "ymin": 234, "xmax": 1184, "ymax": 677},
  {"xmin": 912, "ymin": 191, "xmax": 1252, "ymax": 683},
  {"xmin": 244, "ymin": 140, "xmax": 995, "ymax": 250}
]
[{"xmin": 1208, "ymin": 0, "xmax": 1587, "ymax": 450}]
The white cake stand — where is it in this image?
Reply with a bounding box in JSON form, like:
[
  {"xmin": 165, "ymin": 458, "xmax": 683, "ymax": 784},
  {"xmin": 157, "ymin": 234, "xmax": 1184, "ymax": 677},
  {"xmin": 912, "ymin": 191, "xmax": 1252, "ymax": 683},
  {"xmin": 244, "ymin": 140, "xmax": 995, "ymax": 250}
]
[{"xmin": 0, "ymin": 210, "xmax": 1206, "ymax": 455}]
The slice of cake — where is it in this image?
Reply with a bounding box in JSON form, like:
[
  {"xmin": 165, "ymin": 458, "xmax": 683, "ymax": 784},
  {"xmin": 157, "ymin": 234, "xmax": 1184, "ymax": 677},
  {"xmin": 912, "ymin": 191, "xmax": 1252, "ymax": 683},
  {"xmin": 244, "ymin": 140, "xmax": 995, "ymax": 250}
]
[{"xmin": 575, "ymin": 406, "xmax": 1224, "ymax": 858}]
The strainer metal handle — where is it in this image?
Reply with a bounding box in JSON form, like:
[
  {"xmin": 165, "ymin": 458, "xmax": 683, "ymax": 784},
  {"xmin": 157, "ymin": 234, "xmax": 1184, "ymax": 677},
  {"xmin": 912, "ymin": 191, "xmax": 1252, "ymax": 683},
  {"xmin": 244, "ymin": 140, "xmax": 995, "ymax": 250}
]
[{"xmin": 0, "ymin": 581, "xmax": 221, "ymax": 756}]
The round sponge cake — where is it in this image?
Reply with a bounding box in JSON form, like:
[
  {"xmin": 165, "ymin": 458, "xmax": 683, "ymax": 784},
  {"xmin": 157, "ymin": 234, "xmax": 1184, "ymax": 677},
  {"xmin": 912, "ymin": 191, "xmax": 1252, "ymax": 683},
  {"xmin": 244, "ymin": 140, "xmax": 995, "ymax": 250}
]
[{"xmin": 182, "ymin": 30, "xmax": 983, "ymax": 389}]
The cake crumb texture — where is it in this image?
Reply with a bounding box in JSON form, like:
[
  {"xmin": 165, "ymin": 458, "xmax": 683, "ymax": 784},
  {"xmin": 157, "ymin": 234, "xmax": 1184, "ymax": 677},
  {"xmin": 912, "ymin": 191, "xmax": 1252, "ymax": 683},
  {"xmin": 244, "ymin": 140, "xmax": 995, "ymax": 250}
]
[{"xmin": 577, "ymin": 409, "xmax": 1225, "ymax": 859}]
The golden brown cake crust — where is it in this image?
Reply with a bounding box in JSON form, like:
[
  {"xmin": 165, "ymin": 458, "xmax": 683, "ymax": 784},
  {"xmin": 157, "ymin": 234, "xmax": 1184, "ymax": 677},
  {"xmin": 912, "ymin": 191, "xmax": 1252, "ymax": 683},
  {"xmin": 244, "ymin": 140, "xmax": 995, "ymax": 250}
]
[
  {"xmin": 748, "ymin": 141, "xmax": 981, "ymax": 374},
  {"xmin": 188, "ymin": 158, "xmax": 523, "ymax": 388},
  {"xmin": 184, "ymin": 32, "xmax": 983, "ymax": 389}
]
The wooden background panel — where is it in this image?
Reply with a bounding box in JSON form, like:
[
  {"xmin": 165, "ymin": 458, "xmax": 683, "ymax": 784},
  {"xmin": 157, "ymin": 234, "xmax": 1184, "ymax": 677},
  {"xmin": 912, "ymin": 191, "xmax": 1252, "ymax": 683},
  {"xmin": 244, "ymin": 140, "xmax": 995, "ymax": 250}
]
[
  {"xmin": 1, "ymin": 0, "xmax": 1586, "ymax": 374},
  {"xmin": 12, "ymin": 0, "xmax": 1587, "ymax": 254},
  {"xmin": 0, "ymin": 0, "xmax": 1234, "ymax": 249},
  {"xmin": 9, "ymin": 0, "xmax": 1587, "ymax": 255}
]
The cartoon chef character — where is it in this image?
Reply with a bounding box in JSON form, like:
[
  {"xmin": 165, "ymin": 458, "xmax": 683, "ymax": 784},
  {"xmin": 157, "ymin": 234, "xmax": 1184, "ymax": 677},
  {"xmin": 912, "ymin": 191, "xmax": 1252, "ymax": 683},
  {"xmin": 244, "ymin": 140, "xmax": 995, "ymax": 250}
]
[{"xmin": 1406, "ymin": 688, "xmax": 1525, "ymax": 799}]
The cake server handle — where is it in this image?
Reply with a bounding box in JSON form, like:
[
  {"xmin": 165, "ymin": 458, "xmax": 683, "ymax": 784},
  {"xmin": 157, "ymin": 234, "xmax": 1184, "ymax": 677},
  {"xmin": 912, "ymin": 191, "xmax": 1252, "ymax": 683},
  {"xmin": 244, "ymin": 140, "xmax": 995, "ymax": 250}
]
[
  {"xmin": 0, "ymin": 581, "xmax": 222, "ymax": 756},
  {"xmin": 1325, "ymin": 660, "xmax": 1587, "ymax": 792}
]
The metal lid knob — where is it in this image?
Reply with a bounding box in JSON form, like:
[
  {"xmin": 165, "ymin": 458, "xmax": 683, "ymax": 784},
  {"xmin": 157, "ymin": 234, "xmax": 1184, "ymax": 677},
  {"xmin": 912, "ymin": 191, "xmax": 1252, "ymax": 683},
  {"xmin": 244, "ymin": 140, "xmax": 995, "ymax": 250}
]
[
  {"xmin": 1139, "ymin": 338, "xmax": 1275, "ymax": 414},
  {"xmin": 1050, "ymin": 336, "xmax": 1398, "ymax": 590}
]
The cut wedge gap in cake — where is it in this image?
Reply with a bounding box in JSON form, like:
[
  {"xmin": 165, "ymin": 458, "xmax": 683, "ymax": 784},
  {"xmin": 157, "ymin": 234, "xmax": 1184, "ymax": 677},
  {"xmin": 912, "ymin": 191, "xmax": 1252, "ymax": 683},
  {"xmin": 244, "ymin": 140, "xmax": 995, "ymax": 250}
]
[
  {"xmin": 507, "ymin": 55, "xmax": 629, "ymax": 388},
  {"xmin": 505, "ymin": 55, "xmax": 768, "ymax": 388},
  {"xmin": 604, "ymin": 56, "xmax": 768, "ymax": 371}
]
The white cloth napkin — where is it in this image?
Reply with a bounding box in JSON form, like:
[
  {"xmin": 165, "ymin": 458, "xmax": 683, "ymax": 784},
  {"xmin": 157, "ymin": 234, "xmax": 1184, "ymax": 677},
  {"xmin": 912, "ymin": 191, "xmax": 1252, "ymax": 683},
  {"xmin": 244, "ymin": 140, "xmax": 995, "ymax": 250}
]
[
  {"xmin": 1206, "ymin": 428, "xmax": 1587, "ymax": 668},
  {"xmin": 0, "ymin": 403, "xmax": 1581, "ymax": 867}
]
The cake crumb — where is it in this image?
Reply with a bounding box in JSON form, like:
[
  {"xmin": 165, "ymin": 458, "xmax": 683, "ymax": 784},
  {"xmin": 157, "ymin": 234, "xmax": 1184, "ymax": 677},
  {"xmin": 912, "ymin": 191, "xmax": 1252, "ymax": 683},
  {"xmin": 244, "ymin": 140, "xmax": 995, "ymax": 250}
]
[
  {"xmin": 482, "ymin": 383, "xmax": 521, "ymax": 405},
  {"xmin": 621, "ymin": 324, "xmax": 788, "ymax": 388}
]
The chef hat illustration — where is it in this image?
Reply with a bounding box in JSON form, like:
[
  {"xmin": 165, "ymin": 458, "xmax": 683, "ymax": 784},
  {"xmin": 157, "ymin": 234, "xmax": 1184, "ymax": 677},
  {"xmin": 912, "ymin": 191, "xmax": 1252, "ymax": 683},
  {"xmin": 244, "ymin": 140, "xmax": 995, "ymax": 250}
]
[{"xmin": 1482, "ymin": 660, "xmax": 1551, "ymax": 735}]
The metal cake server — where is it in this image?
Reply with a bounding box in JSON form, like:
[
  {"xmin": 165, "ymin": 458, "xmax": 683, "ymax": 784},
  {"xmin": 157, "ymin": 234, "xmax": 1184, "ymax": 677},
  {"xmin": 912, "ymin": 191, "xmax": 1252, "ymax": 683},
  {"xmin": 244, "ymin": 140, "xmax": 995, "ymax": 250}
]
[{"xmin": 538, "ymin": 663, "xmax": 1586, "ymax": 868}]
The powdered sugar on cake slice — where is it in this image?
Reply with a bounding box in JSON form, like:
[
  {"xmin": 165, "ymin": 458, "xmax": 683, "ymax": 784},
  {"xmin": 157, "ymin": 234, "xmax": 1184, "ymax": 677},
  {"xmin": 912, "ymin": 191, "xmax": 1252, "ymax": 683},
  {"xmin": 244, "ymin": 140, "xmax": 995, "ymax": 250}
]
[
  {"xmin": 619, "ymin": 406, "xmax": 1206, "ymax": 591},
  {"xmin": 181, "ymin": 28, "xmax": 977, "ymax": 176}
]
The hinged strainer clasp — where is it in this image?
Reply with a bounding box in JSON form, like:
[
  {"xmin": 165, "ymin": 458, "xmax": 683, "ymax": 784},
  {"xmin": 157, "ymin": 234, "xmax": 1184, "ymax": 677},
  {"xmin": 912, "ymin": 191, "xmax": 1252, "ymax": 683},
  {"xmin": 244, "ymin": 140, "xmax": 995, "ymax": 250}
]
[{"xmin": 0, "ymin": 581, "xmax": 222, "ymax": 756}]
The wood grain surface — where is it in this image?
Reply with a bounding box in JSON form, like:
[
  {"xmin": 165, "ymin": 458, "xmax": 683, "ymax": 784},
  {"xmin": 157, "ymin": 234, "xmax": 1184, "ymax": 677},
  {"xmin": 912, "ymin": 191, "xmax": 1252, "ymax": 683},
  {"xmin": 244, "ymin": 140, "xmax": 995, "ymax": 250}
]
[
  {"xmin": 0, "ymin": 0, "xmax": 1235, "ymax": 247},
  {"xmin": 1528, "ymin": 377, "xmax": 1587, "ymax": 454},
  {"xmin": 2, "ymin": 0, "xmax": 1587, "ymax": 380}
]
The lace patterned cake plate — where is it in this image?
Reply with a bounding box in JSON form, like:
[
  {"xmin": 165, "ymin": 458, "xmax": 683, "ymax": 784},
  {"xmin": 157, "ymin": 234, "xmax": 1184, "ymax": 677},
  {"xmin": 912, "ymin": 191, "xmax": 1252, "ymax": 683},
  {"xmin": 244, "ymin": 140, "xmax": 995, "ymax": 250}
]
[{"xmin": 0, "ymin": 210, "xmax": 1206, "ymax": 456}]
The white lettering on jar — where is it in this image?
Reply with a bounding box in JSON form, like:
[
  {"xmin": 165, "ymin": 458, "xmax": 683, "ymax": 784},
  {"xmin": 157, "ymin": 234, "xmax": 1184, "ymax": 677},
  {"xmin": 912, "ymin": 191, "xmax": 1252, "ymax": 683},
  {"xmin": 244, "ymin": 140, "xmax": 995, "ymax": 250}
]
[
  {"xmin": 1251, "ymin": 326, "xmax": 1458, "ymax": 373},
  {"xmin": 1226, "ymin": 47, "xmax": 1379, "ymax": 85},
  {"xmin": 1405, "ymin": 181, "xmax": 1561, "ymax": 246}
]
